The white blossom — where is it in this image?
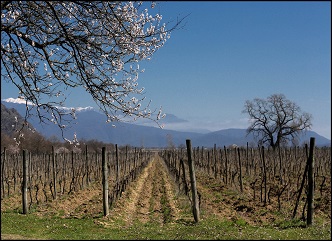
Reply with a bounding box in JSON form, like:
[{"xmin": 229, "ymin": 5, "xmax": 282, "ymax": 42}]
[{"xmin": 1, "ymin": 1, "xmax": 183, "ymax": 136}]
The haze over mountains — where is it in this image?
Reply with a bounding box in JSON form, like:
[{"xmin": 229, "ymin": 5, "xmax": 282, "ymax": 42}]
[{"xmin": 2, "ymin": 98, "xmax": 330, "ymax": 148}]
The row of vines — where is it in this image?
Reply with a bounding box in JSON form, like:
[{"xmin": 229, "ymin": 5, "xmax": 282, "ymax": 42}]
[
  {"xmin": 1, "ymin": 139, "xmax": 331, "ymax": 223},
  {"xmin": 161, "ymin": 141, "xmax": 331, "ymax": 221},
  {"xmin": 1, "ymin": 145, "xmax": 153, "ymax": 211}
]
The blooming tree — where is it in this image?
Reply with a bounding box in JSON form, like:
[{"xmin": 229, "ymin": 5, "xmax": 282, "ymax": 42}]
[
  {"xmin": 1, "ymin": 1, "xmax": 183, "ymax": 141},
  {"xmin": 242, "ymin": 94, "xmax": 312, "ymax": 149}
]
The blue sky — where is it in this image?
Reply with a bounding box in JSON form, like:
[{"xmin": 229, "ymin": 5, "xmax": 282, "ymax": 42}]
[{"xmin": 1, "ymin": 1, "xmax": 331, "ymax": 139}]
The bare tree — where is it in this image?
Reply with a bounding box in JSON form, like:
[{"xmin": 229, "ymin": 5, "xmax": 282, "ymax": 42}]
[
  {"xmin": 242, "ymin": 94, "xmax": 312, "ymax": 149},
  {"xmin": 1, "ymin": 1, "xmax": 185, "ymax": 142}
]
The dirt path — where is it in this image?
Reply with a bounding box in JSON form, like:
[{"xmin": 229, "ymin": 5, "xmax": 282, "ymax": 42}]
[{"xmin": 108, "ymin": 153, "xmax": 182, "ymax": 226}]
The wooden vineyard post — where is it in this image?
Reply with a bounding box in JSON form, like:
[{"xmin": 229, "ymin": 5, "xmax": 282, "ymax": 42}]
[
  {"xmin": 237, "ymin": 147, "xmax": 243, "ymax": 192},
  {"xmin": 52, "ymin": 146, "xmax": 57, "ymax": 200},
  {"xmin": 307, "ymin": 137, "xmax": 315, "ymax": 226},
  {"xmin": 224, "ymin": 146, "xmax": 228, "ymax": 185},
  {"xmin": 180, "ymin": 159, "xmax": 189, "ymax": 195},
  {"xmin": 186, "ymin": 139, "xmax": 200, "ymax": 223},
  {"xmin": 292, "ymin": 143, "xmax": 309, "ymax": 219},
  {"xmin": 1, "ymin": 147, "xmax": 6, "ymax": 198},
  {"xmin": 246, "ymin": 142, "xmax": 249, "ymax": 176},
  {"xmin": 22, "ymin": 149, "xmax": 28, "ymax": 214},
  {"xmin": 115, "ymin": 144, "xmax": 119, "ymax": 182},
  {"xmin": 70, "ymin": 150, "xmax": 75, "ymax": 193},
  {"xmin": 125, "ymin": 145, "xmax": 128, "ymax": 176},
  {"xmin": 214, "ymin": 144, "xmax": 218, "ymax": 179},
  {"xmin": 278, "ymin": 147, "xmax": 284, "ymax": 185},
  {"xmin": 102, "ymin": 147, "xmax": 109, "ymax": 216},
  {"xmin": 86, "ymin": 145, "xmax": 89, "ymax": 187},
  {"xmin": 261, "ymin": 146, "xmax": 267, "ymax": 206},
  {"xmin": 115, "ymin": 144, "xmax": 120, "ymax": 198}
]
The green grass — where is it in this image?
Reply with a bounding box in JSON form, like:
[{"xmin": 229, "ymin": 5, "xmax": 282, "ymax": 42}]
[{"xmin": 1, "ymin": 210, "xmax": 330, "ymax": 240}]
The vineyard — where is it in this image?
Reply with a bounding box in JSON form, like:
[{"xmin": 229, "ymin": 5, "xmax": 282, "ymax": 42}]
[
  {"xmin": 1, "ymin": 139, "xmax": 331, "ymax": 239},
  {"xmin": 1, "ymin": 145, "xmax": 152, "ymax": 209},
  {"xmin": 162, "ymin": 140, "xmax": 331, "ymax": 223}
]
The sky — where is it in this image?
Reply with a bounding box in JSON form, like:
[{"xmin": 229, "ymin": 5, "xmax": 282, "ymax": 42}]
[{"xmin": 1, "ymin": 1, "xmax": 331, "ymax": 139}]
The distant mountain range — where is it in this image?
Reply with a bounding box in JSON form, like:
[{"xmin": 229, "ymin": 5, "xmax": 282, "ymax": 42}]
[{"xmin": 2, "ymin": 99, "xmax": 331, "ymax": 148}]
